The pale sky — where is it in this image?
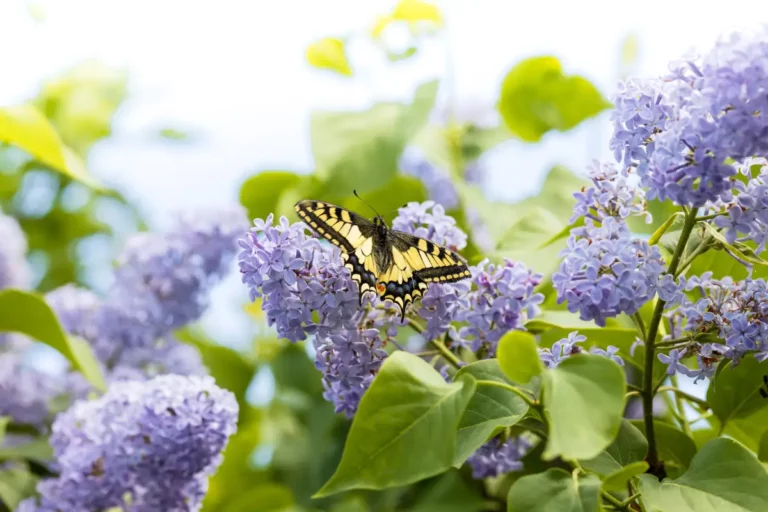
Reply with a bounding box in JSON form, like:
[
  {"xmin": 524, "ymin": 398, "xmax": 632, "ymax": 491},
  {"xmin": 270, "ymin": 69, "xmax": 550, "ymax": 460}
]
[{"xmin": 3, "ymin": 0, "xmax": 767, "ymax": 228}]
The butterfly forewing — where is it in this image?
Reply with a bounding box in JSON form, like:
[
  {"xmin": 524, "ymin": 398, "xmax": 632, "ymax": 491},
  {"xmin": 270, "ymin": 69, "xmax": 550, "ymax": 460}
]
[{"xmin": 295, "ymin": 200, "xmax": 378, "ymax": 301}]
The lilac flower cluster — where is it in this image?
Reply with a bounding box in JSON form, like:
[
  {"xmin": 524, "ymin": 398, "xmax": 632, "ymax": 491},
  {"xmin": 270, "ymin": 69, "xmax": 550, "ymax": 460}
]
[
  {"xmin": 570, "ymin": 161, "xmax": 650, "ymax": 224},
  {"xmin": 467, "ymin": 436, "xmax": 531, "ymax": 479},
  {"xmin": 456, "ymin": 259, "xmax": 543, "ymax": 356},
  {"xmin": 239, "ymin": 214, "xmax": 389, "ymax": 416},
  {"xmin": 659, "ymin": 274, "xmax": 768, "ymax": 380},
  {"xmin": 392, "ymin": 200, "xmax": 468, "ymax": 250},
  {"xmin": 0, "ymin": 353, "xmax": 59, "ymax": 426},
  {"xmin": 539, "ymin": 332, "xmax": 624, "ymax": 368},
  {"xmin": 400, "ymin": 151, "xmax": 460, "ymax": 210},
  {"xmin": 46, "ymin": 208, "xmax": 247, "ymax": 388},
  {"xmin": 715, "ymin": 158, "xmax": 768, "ymax": 254},
  {"xmin": 19, "ymin": 375, "xmax": 238, "ymax": 512},
  {"xmin": 554, "ymin": 217, "xmax": 665, "ymax": 326},
  {"xmin": 0, "ymin": 209, "xmax": 32, "ymax": 290},
  {"xmin": 611, "ymin": 29, "xmax": 768, "ymax": 207}
]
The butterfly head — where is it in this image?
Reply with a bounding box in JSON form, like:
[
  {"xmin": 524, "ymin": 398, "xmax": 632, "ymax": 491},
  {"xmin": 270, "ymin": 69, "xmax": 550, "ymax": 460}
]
[{"xmin": 372, "ymin": 215, "xmax": 388, "ymax": 235}]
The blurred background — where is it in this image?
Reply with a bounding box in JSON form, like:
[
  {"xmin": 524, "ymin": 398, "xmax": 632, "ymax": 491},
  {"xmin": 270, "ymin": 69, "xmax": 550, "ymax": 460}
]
[{"xmin": 2, "ymin": 1, "xmax": 767, "ymax": 510}]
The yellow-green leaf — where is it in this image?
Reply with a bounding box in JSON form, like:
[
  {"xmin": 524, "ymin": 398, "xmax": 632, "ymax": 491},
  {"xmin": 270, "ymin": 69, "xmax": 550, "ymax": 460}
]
[
  {"xmin": 0, "ymin": 104, "xmax": 101, "ymax": 188},
  {"xmin": 306, "ymin": 37, "xmax": 353, "ymax": 76},
  {"xmin": 0, "ymin": 289, "xmax": 105, "ymax": 391},
  {"xmin": 392, "ymin": 0, "xmax": 442, "ymax": 25}
]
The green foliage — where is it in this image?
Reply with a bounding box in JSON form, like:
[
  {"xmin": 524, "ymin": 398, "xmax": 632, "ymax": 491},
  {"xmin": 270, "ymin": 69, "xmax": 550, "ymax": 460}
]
[
  {"xmin": 306, "ymin": 37, "xmax": 353, "ymax": 76},
  {"xmin": 638, "ymin": 438, "xmax": 768, "ymax": 512},
  {"xmin": 315, "ymin": 352, "xmax": 476, "ymax": 497},
  {"xmin": 453, "ymin": 360, "xmax": 529, "ymax": 465},
  {"xmin": 580, "ymin": 420, "xmax": 648, "ymax": 475},
  {"xmin": 0, "ymin": 289, "xmax": 104, "ymax": 390},
  {"xmin": 497, "ymin": 331, "xmax": 542, "ymax": 384},
  {"xmin": 402, "ymin": 471, "xmax": 485, "ymax": 512},
  {"xmin": 507, "ymin": 469, "xmax": 602, "ymax": 512},
  {"xmin": 497, "ymin": 56, "xmax": 610, "ymax": 142},
  {"xmin": 311, "ymin": 81, "xmax": 437, "ymax": 198},
  {"xmin": 708, "ymin": 355, "xmax": 768, "ymax": 428},
  {"xmin": 631, "ymin": 420, "xmax": 697, "ymax": 478},
  {"xmin": 543, "ymin": 355, "xmax": 626, "ymax": 461},
  {"xmin": 240, "ymin": 171, "xmax": 303, "ymax": 223},
  {"xmin": 0, "ymin": 465, "xmax": 37, "ymax": 510}
]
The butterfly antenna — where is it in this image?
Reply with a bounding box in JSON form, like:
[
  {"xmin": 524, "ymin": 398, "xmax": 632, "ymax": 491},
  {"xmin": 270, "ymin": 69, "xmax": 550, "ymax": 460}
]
[{"xmin": 353, "ymin": 190, "xmax": 384, "ymax": 221}]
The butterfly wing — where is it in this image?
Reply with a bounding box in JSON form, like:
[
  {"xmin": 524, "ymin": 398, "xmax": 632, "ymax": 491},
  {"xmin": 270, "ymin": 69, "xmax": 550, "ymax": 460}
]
[
  {"xmin": 378, "ymin": 230, "xmax": 471, "ymax": 318},
  {"xmin": 294, "ymin": 200, "xmax": 379, "ymax": 302}
]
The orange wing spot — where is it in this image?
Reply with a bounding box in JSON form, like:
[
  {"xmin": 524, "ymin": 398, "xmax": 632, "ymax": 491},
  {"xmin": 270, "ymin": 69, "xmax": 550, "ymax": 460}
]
[{"xmin": 376, "ymin": 282, "xmax": 386, "ymax": 294}]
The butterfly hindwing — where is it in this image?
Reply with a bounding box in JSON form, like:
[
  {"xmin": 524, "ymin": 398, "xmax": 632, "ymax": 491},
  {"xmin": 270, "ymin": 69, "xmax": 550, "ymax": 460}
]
[
  {"xmin": 295, "ymin": 200, "xmax": 378, "ymax": 303},
  {"xmin": 375, "ymin": 231, "xmax": 471, "ymax": 319},
  {"xmin": 389, "ymin": 231, "xmax": 471, "ymax": 283}
]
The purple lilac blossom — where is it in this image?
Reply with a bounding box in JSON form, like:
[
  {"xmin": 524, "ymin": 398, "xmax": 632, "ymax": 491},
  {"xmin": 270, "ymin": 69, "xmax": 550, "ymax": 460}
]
[
  {"xmin": 467, "ymin": 436, "xmax": 531, "ymax": 479},
  {"xmin": 392, "ymin": 200, "xmax": 468, "ymax": 251},
  {"xmin": 238, "ymin": 214, "xmax": 387, "ymax": 416},
  {"xmin": 400, "ymin": 152, "xmax": 460, "ymax": 209},
  {"xmin": 611, "ymin": 29, "xmax": 768, "ymax": 206},
  {"xmin": 20, "ymin": 375, "xmax": 237, "ymax": 512},
  {"xmin": 570, "ymin": 161, "xmax": 650, "ymax": 224},
  {"xmin": 538, "ymin": 331, "xmax": 624, "ymax": 368},
  {"xmin": 456, "ymin": 259, "xmax": 543, "ymax": 356},
  {"xmin": 0, "ymin": 209, "xmax": 32, "ymax": 290},
  {"xmin": 0, "ymin": 353, "xmax": 58, "ymax": 426},
  {"xmin": 553, "ymin": 217, "xmax": 665, "ymax": 326},
  {"xmin": 715, "ymin": 158, "xmax": 768, "ymax": 254},
  {"xmin": 657, "ymin": 276, "xmax": 768, "ymax": 381}
]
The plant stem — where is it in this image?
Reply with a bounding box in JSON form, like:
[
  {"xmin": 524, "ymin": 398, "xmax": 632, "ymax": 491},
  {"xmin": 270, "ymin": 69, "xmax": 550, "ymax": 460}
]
[
  {"xmin": 602, "ymin": 491, "xmax": 631, "ymax": 511},
  {"xmin": 675, "ymin": 232, "xmax": 713, "ymax": 277},
  {"xmin": 654, "ymin": 336, "xmax": 695, "ymax": 348},
  {"xmin": 475, "ymin": 379, "xmax": 537, "ymax": 407},
  {"xmin": 408, "ymin": 318, "xmax": 463, "ymax": 369},
  {"xmin": 695, "ymin": 212, "xmax": 725, "ymax": 222},
  {"xmin": 657, "ymin": 386, "xmax": 710, "ymax": 410},
  {"xmin": 642, "ymin": 208, "xmax": 698, "ymax": 476},
  {"xmin": 632, "ymin": 313, "xmax": 647, "ymax": 341}
]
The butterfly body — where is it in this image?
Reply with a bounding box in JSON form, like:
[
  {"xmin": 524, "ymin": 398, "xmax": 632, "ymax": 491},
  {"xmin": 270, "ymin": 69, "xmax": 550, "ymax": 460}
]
[{"xmin": 295, "ymin": 200, "xmax": 471, "ymax": 319}]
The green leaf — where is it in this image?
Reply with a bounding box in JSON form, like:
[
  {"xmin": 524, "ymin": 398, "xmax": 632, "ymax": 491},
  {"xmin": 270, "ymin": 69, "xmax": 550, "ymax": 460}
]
[
  {"xmin": 0, "ymin": 466, "xmax": 37, "ymax": 509},
  {"xmin": 707, "ymin": 355, "xmax": 768, "ymax": 427},
  {"xmin": 222, "ymin": 483, "xmax": 295, "ymax": 512},
  {"xmin": 580, "ymin": 420, "xmax": 648, "ymax": 475},
  {"xmin": 0, "ymin": 437, "xmax": 54, "ymax": 463},
  {"xmin": 338, "ymin": 175, "xmax": 427, "ymax": 225},
  {"xmin": 0, "ymin": 289, "xmax": 105, "ymax": 390},
  {"xmin": 314, "ymin": 351, "xmax": 476, "ymax": 496},
  {"xmin": 702, "ymin": 223, "xmax": 768, "ymax": 268},
  {"xmin": 239, "ymin": 171, "xmax": 302, "ymax": 223},
  {"xmin": 306, "ymin": 37, "xmax": 353, "ymax": 76},
  {"xmin": 311, "ymin": 80, "xmax": 438, "ymax": 197},
  {"xmin": 405, "ymin": 470, "xmax": 486, "ymax": 512},
  {"xmin": 631, "ymin": 420, "xmax": 696, "ymax": 478},
  {"xmin": 638, "ymin": 437, "xmax": 768, "ymax": 512},
  {"xmin": 603, "ymin": 461, "xmax": 649, "ymax": 493},
  {"xmin": 497, "ymin": 331, "xmax": 542, "ymax": 384},
  {"xmin": 543, "ymin": 355, "xmax": 626, "ymax": 460},
  {"xmin": 497, "ymin": 56, "xmax": 610, "ymax": 142},
  {"xmin": 507, "ymin": 469, "xmax": 602, "ymax": 512},
  {"xmin": 0, "ymin": 417, "xmax": 7, "ymax": 445},
  {"xmin": 0, "ymin": 104, "xmax": 101, "ymax": 188},
  {"xmin": 758, "ymin": 430, "xmax": 768, "ymax": 462},
  {"xmin": 453, "ymin": 359, "xmax": 529, "ymax": 466}
]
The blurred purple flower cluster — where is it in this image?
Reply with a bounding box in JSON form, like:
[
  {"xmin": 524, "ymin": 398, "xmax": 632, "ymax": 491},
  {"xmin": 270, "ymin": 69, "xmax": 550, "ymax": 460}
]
[
  {"xmin": 0, "ymin": 208, "xmax": 247, "ymax": 427},
  {"xmin": 611, "ymin": 28, "xmax": 768, "ymax": 207},
  {"xmin": 468, "ymin": 436, "xmax": 531, "ymax": 479},
  {"xmin": 715, "ymin": 158, "xmax": 768, "ymax": 254},
  {"xmin": 19, "ymin": 375, "xmax": 238, "ymax": 512}
]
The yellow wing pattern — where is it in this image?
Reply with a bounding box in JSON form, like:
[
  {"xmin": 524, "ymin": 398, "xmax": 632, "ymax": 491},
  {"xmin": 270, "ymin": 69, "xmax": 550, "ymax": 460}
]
[{"xmin": 295, "ymin": 200, "xmax": 471, "ymax": 319}]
